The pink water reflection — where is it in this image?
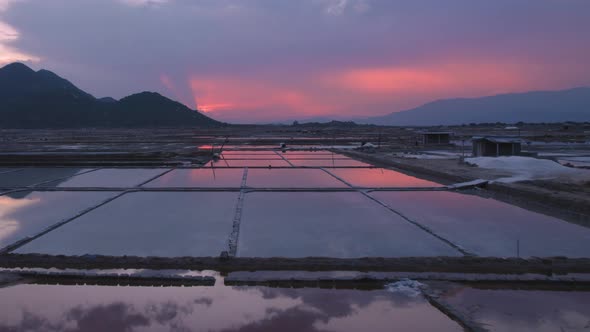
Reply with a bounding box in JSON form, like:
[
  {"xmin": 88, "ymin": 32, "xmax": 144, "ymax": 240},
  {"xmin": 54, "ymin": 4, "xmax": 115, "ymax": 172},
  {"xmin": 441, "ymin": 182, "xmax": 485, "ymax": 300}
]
[{"xmin": 330, "ymin": 168, "xmax": 441, "ymax": 187}]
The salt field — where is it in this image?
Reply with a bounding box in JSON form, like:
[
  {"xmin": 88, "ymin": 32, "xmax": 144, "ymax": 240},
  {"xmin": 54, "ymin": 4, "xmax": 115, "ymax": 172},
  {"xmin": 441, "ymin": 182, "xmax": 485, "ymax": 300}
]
[
  {"xmin": 15, "ymin": 192, "xmax": 238, "ymax": 257},
  {"xmin": 245, "ymin": 168, "xmax": 347, "ymax": 188},
  {"xmin": 371, "ymin": 191, "xmax": 590, "ymax": 257},
  {"xmin": 1, "ymin": 147, "xmax": 590, "ymax": 331},
  {"xmin": 0, "ymin": 191, "xmax": 116, "ymax": 249},
  {"xmin": 49, "ymin": 168, "xmax": 168, "ymax": 187},
  {"xmin": 144, "ymin": 168, "xmax": 245, "ymax": 188},
  {"xmin": 440, "ymin": 286, "xmax": 590, "ymax": 331},
  {"xmin": 2, "ymin": 0, "xmax": 590, "ymax": 327},
  {"xmin": 2, "ymin": 150, "xmax": 590, "ymax": 259},
  {"xmin": 238, "ymin": 192, "xmax": 461, "ymax": 257},
  {"xmin": 0, "ymin": 168, "xmax": 93, "ymax": 188},
  {"xmin": 330, "ymin": 168, "xmax": 441, "ymax": 188}
]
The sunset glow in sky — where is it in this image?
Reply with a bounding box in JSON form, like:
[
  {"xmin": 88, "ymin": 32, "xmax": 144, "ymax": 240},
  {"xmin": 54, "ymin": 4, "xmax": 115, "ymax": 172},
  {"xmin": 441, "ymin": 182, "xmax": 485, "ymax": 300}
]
[{"xmin": 1, "ymin": 0, "xmax": 589, "ymax": 123}]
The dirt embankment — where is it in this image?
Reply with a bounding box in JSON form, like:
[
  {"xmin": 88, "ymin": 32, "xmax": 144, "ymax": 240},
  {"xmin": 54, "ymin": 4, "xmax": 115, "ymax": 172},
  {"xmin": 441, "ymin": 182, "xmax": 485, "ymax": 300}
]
[
  {"xmin": 340, "ymin": 150, "xmax": 590, "ymax": 226},
  {"xmin": 2, "ymin": 254, "xmax": 590, "ymax": 275}
]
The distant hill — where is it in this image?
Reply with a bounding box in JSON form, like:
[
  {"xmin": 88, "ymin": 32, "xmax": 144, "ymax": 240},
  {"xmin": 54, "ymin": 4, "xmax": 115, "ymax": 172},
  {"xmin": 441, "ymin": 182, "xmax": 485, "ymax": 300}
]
[
  {"xmin": 361, "ymin": 88, "xmax": 590, "ymax": 126},
  {"xmin": 0, "ymin": 62, "xmax": 221, "ymax": 128}
]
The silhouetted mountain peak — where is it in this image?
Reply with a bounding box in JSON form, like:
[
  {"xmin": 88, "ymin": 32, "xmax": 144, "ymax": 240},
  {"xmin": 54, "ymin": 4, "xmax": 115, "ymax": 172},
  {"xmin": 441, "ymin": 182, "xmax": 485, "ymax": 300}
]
[
  {"xmin": 122, "ymin": 91, "xmax": 169, "ymax": 102},
  {"xmin": 0, "ymin": 62, "xmax": 222, "ymax": 128},
  {"xmin": 98, "ymin": 97, "xmax": 117, "ymax": 103},
  {"xmin": 0, "ymin": 62, "xmax": 35, "ymax": 75}
]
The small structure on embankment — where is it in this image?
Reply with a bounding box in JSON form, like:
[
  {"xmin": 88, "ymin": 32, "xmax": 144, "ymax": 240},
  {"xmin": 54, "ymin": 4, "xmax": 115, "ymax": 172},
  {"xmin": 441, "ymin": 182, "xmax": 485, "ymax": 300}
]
[
  {"xmin": 418, "ymin": 131, "xmax": 452, "ymax": 145},
  {"xmin": 472, "ymin": 136, "xmax": 523, "ymax": 157}
]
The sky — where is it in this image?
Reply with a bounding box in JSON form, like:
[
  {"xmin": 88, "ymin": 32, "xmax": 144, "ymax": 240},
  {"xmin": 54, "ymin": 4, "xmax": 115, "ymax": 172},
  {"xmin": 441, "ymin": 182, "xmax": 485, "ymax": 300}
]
[{"xmin": 1, "ymin": 0, "xmax": 589, "ymax": 123}]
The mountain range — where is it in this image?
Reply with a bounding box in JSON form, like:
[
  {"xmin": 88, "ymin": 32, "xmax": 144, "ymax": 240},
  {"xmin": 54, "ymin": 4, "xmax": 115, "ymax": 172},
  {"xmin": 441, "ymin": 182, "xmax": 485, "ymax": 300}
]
[
  {"xmin": 2, "ymin": 62, "xmax": 589, "ymax": 127},
  {"xmin": 359, "ymin": 87, "xmax": 590, "ymax": 126},
  {"xmin": 0, "ymin": 62, "xmax": 221, "ymax": 128}
]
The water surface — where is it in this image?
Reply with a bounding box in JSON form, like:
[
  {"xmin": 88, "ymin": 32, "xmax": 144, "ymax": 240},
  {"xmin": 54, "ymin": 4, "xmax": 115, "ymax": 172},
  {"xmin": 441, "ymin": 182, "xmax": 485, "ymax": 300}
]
[
  {"xmin": 371, "ymin": 191, "xmax": 590, "ymax": 257},
  {"xmin": 16, "ymin": 192, "xmax": 238, "ymax": 257},
  {"xmin": 0, "ymin": 282, "xmax": 462, "ymax": 332},
  {"xmin": 49, "ymin": 169, "xmax": 167, "ymax": 187},
  {"xmin": 442, "ymin": 286, "xmax": 590, "ymax": 332},
  {"xmin": 0, "ymin": 191, "xmax": 115, "ymax": 249},
  {"xmin": 0, "ymin": 168, "xmax": 91, "ymax": 187},
  {"xmin": 144, "ymin": 169, "xmax": 245, "ymax": 187},
  {"xmin": 238, "ymin": 192, "xmax": 461, "ymax": 257},
  {"xmin": 330, "ymin": 168, "xmax": 441, "ymax": 187},
  {"xmin": 245, "ymin": 169, "xmax": 347, "ymax": 188}
]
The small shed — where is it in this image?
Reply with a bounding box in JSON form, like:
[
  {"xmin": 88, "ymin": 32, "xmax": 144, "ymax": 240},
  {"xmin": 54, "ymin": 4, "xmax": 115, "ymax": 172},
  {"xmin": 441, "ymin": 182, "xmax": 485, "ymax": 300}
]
[
  {"xmin": 472, "ymin": 136, "xmax": 522, "ymax": 157},
  {"xmin": 418, "ymin": 131, "xmax": 452, "ymax": 145}
]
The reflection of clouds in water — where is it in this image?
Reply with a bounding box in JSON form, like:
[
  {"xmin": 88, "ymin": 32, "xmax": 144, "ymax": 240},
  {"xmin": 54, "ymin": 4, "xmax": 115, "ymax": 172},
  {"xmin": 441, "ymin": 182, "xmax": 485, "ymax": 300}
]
[
  {"xmin": 194, "ymin": 297, "xmax": 213, "ymax": 307},
  {"xmin": 0, "ymin": 195, "xmax": 39, "ymax": 243},
  {"xmin": 447, "ymin": 289, "xmax": 590, "ymax": 331},
  {"xmin": 0, "ymin": 303, "xmax": 150, "ymax": 332},
  {"xmin": 219, "ymin": 305, "xmax": 329, "ymax": 332},
  {"xmin": 0, "ymin": 284, "xmax": 298, "ymax": 332},
  {"xmin": 219, "ymin": 287, "xmax": 424, "ymax": 332},
  {"xmin": 0, "ymin": 300, "xmax": 204, "ymax": 332},
  {"xmin": 0, "ymin": 285, "xmax": 432, "ymax": 332}
]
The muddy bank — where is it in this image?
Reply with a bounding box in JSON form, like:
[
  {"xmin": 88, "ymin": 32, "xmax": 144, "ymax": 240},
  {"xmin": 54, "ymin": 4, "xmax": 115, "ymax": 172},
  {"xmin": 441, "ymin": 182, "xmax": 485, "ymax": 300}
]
[{"xmin": 2, "ymin": 254, "xmax": 590, "ymax": 275}]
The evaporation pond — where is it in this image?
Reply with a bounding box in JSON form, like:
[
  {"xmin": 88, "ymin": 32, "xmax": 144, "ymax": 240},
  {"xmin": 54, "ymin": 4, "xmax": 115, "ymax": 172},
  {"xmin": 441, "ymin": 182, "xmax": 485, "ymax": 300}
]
[
  {"xmin": 245, "ymin": 169, "xmax": 348, "ymax": 188},
  {"xmin": 282, "ymin": 154, "xmax": 350, "ymax": 160},
  {"xmin": 279, "ymin": 151, "xmax": 345, "ymax": 157},
  {"xmin": 0, "ymin": 168, "xmax": 93, "ymax": 187},
  {"xmin": 330, "ymin": 168, "xmax": 441, "ymax": 187},
  {"xmin": 0, "ymin": 283, "xmax": 463, "ymax": 332},
  {"xmin": 0, "ymin": 168, "xmax": 20, "ymax": 174},
  {"xmin": 371, "ymin": 191, "xmax": 590, "ymax": 257},
  {"xmin": 289, "ymin": 159, "xmax": 372, "ymax": 167},
  {"xmin": 0, "ymin": 191, "xmax": 115, "ymax": 248},
  {"xmin": 220, "ymin": 154, "xmax": 283, "ymax": 160},
  {"xmin": 221, "ymin": 150, "xmax": 278, "ymax": 155},
  {"xmin": 49, "ymin": 168, "xmax": 168, "ymax": 187},
  {"xmin": 238, "ymin": 192, "xmax": 460, "ymax": 258},
  {"xmin": 441, "ymin": 286, "xmax": 590, "ymax": 332},
  {"xmin": 227, "ymin": 159, "xmax": 290, "ymax": 167},
  {"xmin": 144, "ymin": 169, "xmax": 245, "ymax": 187},
  {"xmin": 15, "ymin": 192, "xmax": 238, "ymax": 257}
]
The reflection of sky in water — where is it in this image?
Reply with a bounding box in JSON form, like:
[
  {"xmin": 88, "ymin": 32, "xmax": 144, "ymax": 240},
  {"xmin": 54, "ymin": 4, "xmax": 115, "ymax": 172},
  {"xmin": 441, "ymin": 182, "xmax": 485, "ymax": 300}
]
[
  {"xmin": 443, "ymin": 287, "xmax": 590, "ymax": 332},
  {"xmin": 0, "ymin": 191, "xmax": 115, "ymax": 248},
  {"xmin": 289, "ymin": 159, "xmax": 372, "ymax": 167},
  {"xmin": 144, "ymin": 169, "xmax": 245, "ymax": 188},
  {"xmin": 0, "ymin": 282, "xmax": 462, "ymax": 332},
  {"xmin": 50, "ymin": 169, "xmax": 167, "ymax": 187},
  {"xmin": 226, "ymin": 159, "xmax": 291, "ymax": 167},
  {"xmin": 238, "ymin": 192, "xmax": 460, "ymax": 258},
  {"xmin": 0, "ymin": 168, "xmax": 92, "ymax": 187},
  {"xmin": 16, "ymin": 192, "xmax": 238, "ymax": 257},
  {"xmin": 330, "ymin": 168, "xmax": 441, "ymax": 187},
  {"xmin": 371, "ymin": 191, "xmax": 590, "ymax": 258},
  {"xmin": 246, "ymin": 169, "xmax": 348, "ymax": 188}
]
